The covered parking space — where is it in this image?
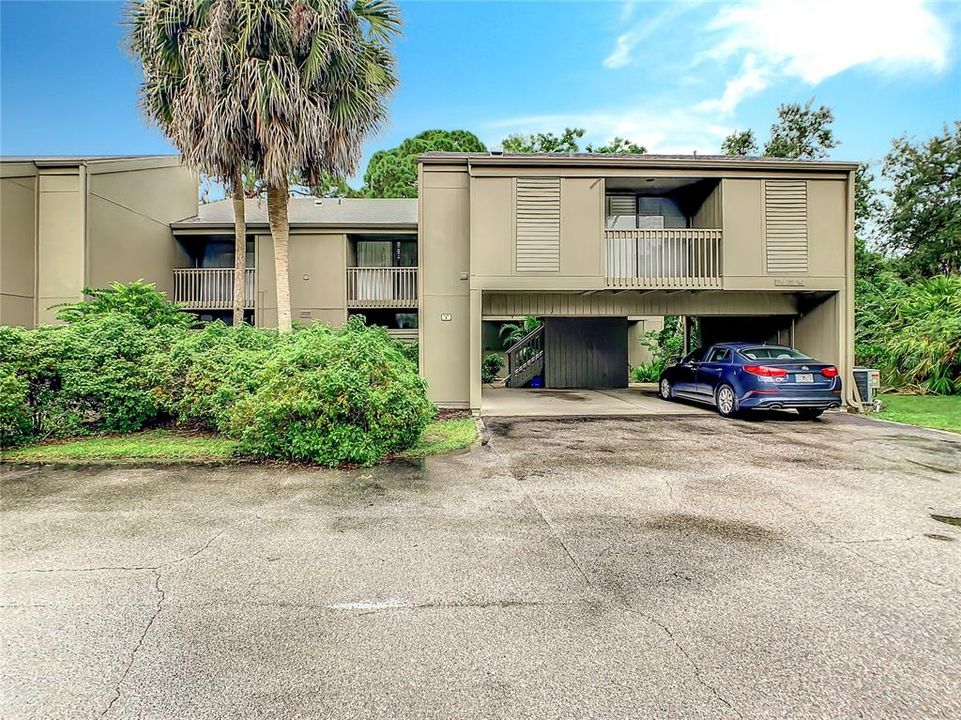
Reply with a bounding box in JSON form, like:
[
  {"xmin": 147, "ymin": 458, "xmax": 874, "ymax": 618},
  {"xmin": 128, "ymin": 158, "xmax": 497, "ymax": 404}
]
[
  {"xmin": 473, "ymin": 289, "xmax": 848, "ymax": 414},
  {"xmin": 481, "ymin": 385, "xmax": 712, "ymax": 417}
]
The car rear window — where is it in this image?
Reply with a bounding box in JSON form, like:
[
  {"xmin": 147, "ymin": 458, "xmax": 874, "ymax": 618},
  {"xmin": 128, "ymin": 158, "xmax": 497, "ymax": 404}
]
[{"xmin": 738, "ymin": 347, "xmax": 812, "ymax": 361}]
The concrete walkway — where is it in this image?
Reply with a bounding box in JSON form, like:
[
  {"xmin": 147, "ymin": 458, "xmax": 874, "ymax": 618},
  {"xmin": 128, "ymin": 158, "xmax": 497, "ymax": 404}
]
[{"xmin": 482, "ymin": 384, "xmax": 713, "ymax": 417}]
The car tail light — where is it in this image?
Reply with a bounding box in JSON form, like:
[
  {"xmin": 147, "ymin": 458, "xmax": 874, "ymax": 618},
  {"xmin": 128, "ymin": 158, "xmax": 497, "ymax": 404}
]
[
  {"xmin": 821, "ymin": 366, "xmax": 839, "ymax": 378},
  {"xmin": 743, "ymin": 365, "xmax": 788, "ymax": 378}
]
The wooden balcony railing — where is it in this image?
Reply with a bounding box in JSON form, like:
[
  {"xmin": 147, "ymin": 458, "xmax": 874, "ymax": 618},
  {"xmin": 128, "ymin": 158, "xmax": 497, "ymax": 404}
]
[
  {"xmin": 173, "ymin": 268, "xmax": 255, "ymax": 310},
  {"xmin": 347, "ymin": 266, "xmax": 418, "ymax": 308},
  {"xmin": 605, "ymin": 229, "xmax": 722, "ymax": 289}
]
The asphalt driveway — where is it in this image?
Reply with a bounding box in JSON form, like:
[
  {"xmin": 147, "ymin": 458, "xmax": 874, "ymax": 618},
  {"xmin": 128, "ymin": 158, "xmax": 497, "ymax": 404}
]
[{"xmin": 2, "ymin": 413, "xmax": 959, "ymax": 719}]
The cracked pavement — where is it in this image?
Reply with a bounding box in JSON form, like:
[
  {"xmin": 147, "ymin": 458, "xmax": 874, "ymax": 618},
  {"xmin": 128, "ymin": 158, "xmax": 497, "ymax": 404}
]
[{"xmin": 1, "ymin": 413, "xmax": 960, "ymax": 719}]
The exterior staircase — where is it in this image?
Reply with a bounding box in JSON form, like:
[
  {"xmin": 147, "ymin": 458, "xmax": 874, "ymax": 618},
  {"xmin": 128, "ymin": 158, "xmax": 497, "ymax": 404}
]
[{"xmin": 505, "ymin": 325, "xmax": 545, "ymax": 388}]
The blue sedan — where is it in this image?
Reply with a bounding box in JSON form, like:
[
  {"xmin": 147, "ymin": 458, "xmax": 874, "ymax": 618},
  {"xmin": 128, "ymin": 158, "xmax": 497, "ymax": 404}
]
[{"xmin": 658, "ymin": 343, "xmax": 843, "ymax": 419}]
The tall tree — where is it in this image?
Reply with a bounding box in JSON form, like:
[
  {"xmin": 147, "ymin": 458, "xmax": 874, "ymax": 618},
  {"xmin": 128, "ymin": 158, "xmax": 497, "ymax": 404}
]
[
  {"xmin": 763, "ymin": 99, "xmax": 838, "ymax": 160},
  {"xmin": 882, "ymin": 122, "xmax": 961, "ymax": 277},
  {"xmin": 501, "ymin": 127, "xmax": 585, "ymax": 153},
  {"xmin": 585, "ymin": 137, "xmax": 647, "ymax": 154},
  {"xmin": 721, "ymin": 129, "xmax": 758, "ymax": 156},
  {"xmin": 363, "ymin": 129, "xmax": 485, "ymax": 198},
  {"xmin": 128, "ymin": 0, "xmax": 250, "ymax": 326},
  {"xmin": 205, "ymin": 0, "xmax": 401, "ymax": 332}
]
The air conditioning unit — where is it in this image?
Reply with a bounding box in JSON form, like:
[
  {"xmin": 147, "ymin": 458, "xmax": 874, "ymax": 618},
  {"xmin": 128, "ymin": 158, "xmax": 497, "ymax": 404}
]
[{"xmin": 853, "ymin": 367, "xmax": 881, "ymax": 410}]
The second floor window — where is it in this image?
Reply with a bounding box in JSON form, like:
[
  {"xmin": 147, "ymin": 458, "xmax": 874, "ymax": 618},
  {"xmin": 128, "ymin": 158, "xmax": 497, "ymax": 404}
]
[{"xmin": 605, "ymin": 193, "xmax": 688, "ymax": 230}]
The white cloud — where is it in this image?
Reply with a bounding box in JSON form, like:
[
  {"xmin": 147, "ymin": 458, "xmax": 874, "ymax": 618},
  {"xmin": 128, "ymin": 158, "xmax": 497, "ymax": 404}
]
[
  {"xmin": 603, "ymin": 1, "xmax": 699, "ymax": 70},
  {"xmin": 698, "ymin": 0, "xmax": 950, "ymax": 111},
  {"xmin": 694, "ymin": 54, "xmax": 769, "ymax": 115},
  {"xmin": 484, "ymin": 107, "xmax": 732, "ymax": 156},
  {"xmin": 604, "ymin": 32, "xmax": 636, "ymax": 69}
]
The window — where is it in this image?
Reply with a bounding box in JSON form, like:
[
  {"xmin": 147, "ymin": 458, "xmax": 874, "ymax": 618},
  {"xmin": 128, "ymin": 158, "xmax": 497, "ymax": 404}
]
[
  {"xmin": 681, "ymin": 348, "xmax": 708, "ymax": 364},
  {"xmin": 706, "ymin": 347, "xmax": 732, "ymax": 363},
  {"xmin": 738, "ymin": 346, "xmax": 812, "ymax": 361},
  {"xmin": 605, "ymin": 193, "xmax": 688, "ymax": 230}
]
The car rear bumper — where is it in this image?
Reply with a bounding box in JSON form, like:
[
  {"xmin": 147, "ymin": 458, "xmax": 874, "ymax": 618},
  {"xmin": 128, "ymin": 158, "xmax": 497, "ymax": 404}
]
[{"xmin": 739, "ymin": 392, "xmax": 842, "ymax": 410}]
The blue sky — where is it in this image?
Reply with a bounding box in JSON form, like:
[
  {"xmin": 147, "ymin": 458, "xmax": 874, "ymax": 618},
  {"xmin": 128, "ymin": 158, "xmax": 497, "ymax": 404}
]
[{"xmin": 2, "ymin": 0, "xmax": 959, "ymax": 186}]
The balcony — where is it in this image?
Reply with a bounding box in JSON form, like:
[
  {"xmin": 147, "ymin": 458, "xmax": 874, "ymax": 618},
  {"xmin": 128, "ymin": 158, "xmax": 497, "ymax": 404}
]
[
  {"xmin": 173, "ymin": 268, "xmax": 255, "ymax": 309},
  {"xmin": 605, "ymin": 229, "xmax": 722, "ymax": 289},
  {"xmin": 346, "ymin": 267, "xmax": 418, "ymax": 308}
]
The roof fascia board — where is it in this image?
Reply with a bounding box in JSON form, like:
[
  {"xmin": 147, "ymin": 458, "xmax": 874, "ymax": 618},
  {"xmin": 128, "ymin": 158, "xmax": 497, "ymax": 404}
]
[{"xmin": 418, "ymin": 154, "xmax": 858, "ymax": 173}]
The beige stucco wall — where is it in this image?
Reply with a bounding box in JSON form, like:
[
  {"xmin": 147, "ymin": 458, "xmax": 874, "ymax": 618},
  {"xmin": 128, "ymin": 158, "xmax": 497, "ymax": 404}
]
[
  {"xmin": 36, "ymin": 171, "xmax": 86, "ymax": 324},
  {"xmin": 87, "ymin": 164, "xmax": 197, "ymax": 296},
  {"xmin": 795, "ymin": 292, "xmax": 841, "ymax": 367},
  {"xmin": 721, "ymin": 177, "xmax": 848, "ymax": 291},
  {"xmin": 628, "ymin": 316, "xmax": 666, "ymax": 368},
  {"xmin": 419, "ymin": 166, "xmax": 472, "ymax": 406},
  {"xmin": 469, "ymin": 175, "xmax": 604, "ymax": 291},
  {"xmin": 0, "ymin": 158, "xmax": 197, "ymax": 327},
  {"xmin": 0, "ymin": 165, "xmax": 38, "ymax": 326},
  {"xmin": 256, "ymin": 232, "xmax": 348, "ymax": 328}
]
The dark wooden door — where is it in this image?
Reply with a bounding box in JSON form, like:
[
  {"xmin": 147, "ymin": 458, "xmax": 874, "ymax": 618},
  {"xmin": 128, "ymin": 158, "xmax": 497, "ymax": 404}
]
[{"xmin": 543, "ymin": 317, "xmax": 628, "ymax": 389}]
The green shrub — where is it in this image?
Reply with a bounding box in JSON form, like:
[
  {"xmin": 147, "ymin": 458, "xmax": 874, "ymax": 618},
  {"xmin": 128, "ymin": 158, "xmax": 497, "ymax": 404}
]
[
  {"xmin": 394, "ymin": 339, "xmax": 419, "ymax": 369},
  {"xmin": 0, "ymin": 316, "xmax": 168, "ymax": 439},
  {"xmin": 153, "ymin": 321, "xmax": 278, "ymax": 431},
  {"xmin": 55, "ymin": 280, "xmax": 194, "ymax": 329},
  {"xmin": 227, "ymin": 319, "xmax": 434, "ymax": 466},
  {"xmin": 630, "ymin": 360, "xmax": 665, "ymax": 383},
  {"xmin": 856, "ymin": 273, "xmax": 960, "ymax": 393},
  {"xmin": 0, "ymin": 367, "xmax": 31, "ymax": 447},
  {"xmin": 481, "ymin": 353, "xmax": 503, "ymax": 383}
]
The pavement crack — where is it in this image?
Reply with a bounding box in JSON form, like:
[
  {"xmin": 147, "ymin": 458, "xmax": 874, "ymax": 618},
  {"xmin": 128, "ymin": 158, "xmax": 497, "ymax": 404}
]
[
  {"xmin": 774, "ymin": 495, "xmax": 950, "ymax": 591},
  {"xmin": 631, "ymin": 608, "xmax": 743, "ymax": 719},
  {"xmin": 2, "ymin": 528, "xmax": 227, "ymax": 577},
  {"xmin": 99, "ymin": 569, "xmax": 165, "ymax": 718},
  {"xmin": 487, "ymin": 437, "xmax": 596, "ymax": 591}
]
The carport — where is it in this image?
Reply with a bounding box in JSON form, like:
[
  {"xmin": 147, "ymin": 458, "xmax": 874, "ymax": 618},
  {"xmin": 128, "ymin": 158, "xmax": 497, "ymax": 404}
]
[
  {"xmin": 481, "ymin": 386, "xmax": 712, "ymax": 417},
  {"xmin": 476, "ymin": 289, "xmax": 845, "ymax": 414}
]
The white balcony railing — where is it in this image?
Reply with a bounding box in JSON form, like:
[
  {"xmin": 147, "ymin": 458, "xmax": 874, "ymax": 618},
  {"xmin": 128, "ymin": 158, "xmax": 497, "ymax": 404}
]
[
  {"xmin": 347, "ymin": 267, "xmax": 418, "ymax": 308},
  {"xmin": 605, "ymin": 229, "xmax": 722, "ymax": 289},
  {"xmin": 173, "ymin": 268, "xmax": 255, "ymax": 310}
]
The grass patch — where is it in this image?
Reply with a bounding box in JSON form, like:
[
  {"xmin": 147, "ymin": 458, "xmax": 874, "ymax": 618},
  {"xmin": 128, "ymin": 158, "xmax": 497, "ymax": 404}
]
[
  {"xmin": 1, "ymin": 419, "xmax": 477, "ymax": 464},
  {"xmin": 876, "ymin": 394, "xmax": 961, "ymax": 434},
  {"xmin": 398, "ymin": 418, "xmax": 477, "ymax": 459},
  {"xmin": 1, "ymin": 429, "xmax": 239, "ymax": 463}
]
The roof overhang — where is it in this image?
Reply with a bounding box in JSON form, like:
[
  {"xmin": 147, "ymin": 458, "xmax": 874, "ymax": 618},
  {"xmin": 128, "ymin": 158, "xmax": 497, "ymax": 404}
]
[{"xmin": 418, "ymin": 152, "xmax": 859, "ymax": 173}]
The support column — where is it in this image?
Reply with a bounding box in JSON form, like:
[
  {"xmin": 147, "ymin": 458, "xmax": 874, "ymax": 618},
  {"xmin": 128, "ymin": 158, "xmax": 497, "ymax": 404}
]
[{"xmin": 469, "ymin": 288, "xmax": 482, "ymax": 414}]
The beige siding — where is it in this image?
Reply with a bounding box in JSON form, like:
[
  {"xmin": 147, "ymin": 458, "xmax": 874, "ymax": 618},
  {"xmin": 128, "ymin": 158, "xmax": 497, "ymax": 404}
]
[
  {"xmin": 471, "ymin": 177, "xmax": 513, "ymax": 278},
  {"xmin": 0, "ymin": 170, "xmax": 38, "ymax": 327},
  {"xmin": 720, "ymin": 178, "xmax": 764, "ymax": 281},
  {"xmin": 482, "ymin": 290, "xmax": 798, "ymax": 318},
  {"xmin": 559, "ymin": 177, "xmax": 603, "ymax": 278},
  {"xmin": 419, "ymin": 167, "xmax": 472, "ymax": 406},
  {"xmin": 256, "ymin": 232, "xmax": 348, "ymax": 327},
  {"xmin": 514, "ymin": 176, "xmax": 560, "ymax": 272},
  {"xmin": 692, "ymin": 183, "xmax": 721, "ymax": 228},
  {"xmin": 795, "ymin": 292, "xmax": 840, "ymax": 366},
  {"xmin": 36, "ymin": 171, "xmax": 86, "ymax": 324},
  {"xmin": 86, "ymin": 164, "xmax": 197, "ymax": 296},
  {"xmin": 764, "ymin": 180, "xmax": 808, "ymax": 273},
  {"xmin": 806, "ymin": 180, "xmax": 847, "ymax": 278}
]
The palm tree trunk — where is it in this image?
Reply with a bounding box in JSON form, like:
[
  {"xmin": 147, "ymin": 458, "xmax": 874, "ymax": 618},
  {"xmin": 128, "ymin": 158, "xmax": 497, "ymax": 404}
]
[
  {"xmin": 267, "ymin": 184, "xmax": 292, "ymax": 333},
  {"xmin": 230, "ymin": 169, "xmax": 247, "ymax": 327}
]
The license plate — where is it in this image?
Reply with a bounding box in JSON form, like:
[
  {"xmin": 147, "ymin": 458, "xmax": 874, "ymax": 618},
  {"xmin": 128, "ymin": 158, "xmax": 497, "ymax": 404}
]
[{"xmin": 795, "ymin": 373, "xmax": 814, "ymax": 384}]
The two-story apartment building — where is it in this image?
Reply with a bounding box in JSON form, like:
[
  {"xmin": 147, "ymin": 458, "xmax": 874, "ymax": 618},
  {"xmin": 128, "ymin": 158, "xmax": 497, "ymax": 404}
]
[
  {"xmin": 1, "ymin": 152, "xmax": 858, "ymax": 413},
  {"xmin": 419, "ymin": 152, "xmax": 857, "ymax": 411}
]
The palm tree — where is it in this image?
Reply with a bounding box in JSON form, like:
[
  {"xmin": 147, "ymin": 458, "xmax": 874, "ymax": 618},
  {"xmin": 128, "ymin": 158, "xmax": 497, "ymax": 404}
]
[
  {"xmin": 127, "ymin": 0, "xmax": 250, "ymax": 327},
  {"xmin": 220, "ymin": 0, "xmax": 401, "ymax": 332}
]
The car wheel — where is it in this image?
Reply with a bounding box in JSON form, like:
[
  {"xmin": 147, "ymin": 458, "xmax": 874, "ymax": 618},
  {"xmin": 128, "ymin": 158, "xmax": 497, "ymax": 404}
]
[
  {"xmin": 715, "ymin": 384, "xmax": 738, "ymax": 418},
  {"xmin": 797, "ymin": 408, "xmax": 824, "ymax": 420},
  {"xmin": 658, "ymin": 378, "xmax": 673, "ymax": 401}
]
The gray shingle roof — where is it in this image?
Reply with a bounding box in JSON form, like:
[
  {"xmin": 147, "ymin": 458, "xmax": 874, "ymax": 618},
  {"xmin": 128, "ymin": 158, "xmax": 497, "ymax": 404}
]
[{"xmin": 173, "ymin": 197, "xmax": 418, "ymax": 229}]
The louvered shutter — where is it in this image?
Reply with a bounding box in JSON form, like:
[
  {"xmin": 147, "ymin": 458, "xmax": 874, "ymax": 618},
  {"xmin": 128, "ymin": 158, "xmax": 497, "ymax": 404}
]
[
  {"xmin": 515, "ymin": 177, "xmax": 561, "ymax": 272},
  {"xmin": 765, "ymin": 180, "xmax": 808, "ymax": 273}
]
